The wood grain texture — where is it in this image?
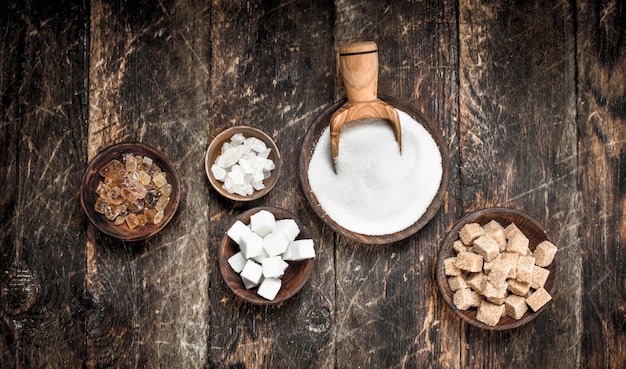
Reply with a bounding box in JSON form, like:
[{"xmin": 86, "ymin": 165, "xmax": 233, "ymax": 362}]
[
  {"xmin": 86, "ymin": 0, "xmax": 210, "ymax": 367},
  {"xmin": 334, "ymin": 1, "xmax": 460, "ymax": 368},
  {"xmin": 459, "ymin": 0, "xmax": 580, "ymax": 368},
  {"xmin": 207, "ymin": 1, "xmax": 336, "ymax": 368},
  {"xmin": 0, "ymin": 1, "xmax": 89, "ymax": 368},
  {"xmin": 576, "ymin": 0, "xmax": 626, "ymax": 367},
  {"xmin": 0, "ymin": 1, "xmax": 623, "ymax": 368}
]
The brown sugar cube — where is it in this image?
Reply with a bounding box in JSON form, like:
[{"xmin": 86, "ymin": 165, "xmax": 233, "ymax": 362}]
[
  {"xmin": 453, "ymin": 240, "xmax": 467, "ymax": 254},
  {"xmin": 459, "ymin": 222, "xmax": 485, "ymax": 245},
  {"xmin": 443, "ymin": 257, "xmax": 462, "ymax": 276},
  {"xmin": 507, "ymin": 233, "xmax": 530, "ymax": 255},
  {"xmin": 448, "ymin": 275, "xmax": 468, "ymax": 291},
  {"xmin": 534, "ymin": 240, "xmax": 557, "ymax": 267},
  {"xmin": 505, "ymin": 294, "xmax": 529, "ymax": 320},
  {"xmin": 473, "ymin": 235, "xmax": 500, "ymax": 262},
  {"xmin": 504, "ymin": 222, "xmax": 524, "ymax": 240},
  {"xmin": 487, "ymin": 257, "xmax": 514, "ymax": 284},
  {"xmin": 526, "ymin": 287, "xmax": 552, "ymax": 312},
  {"xmin": 500, "ymin": 252, "xmax": 520, "ymax": 278},
  {"xmin": 455, "ymin": 251, "xmax": 484, "ymax": 272},
  {"xmin": 516, "ymin": 255, "xmax": 536, "ymax": 284},
  {"xmin": 476, "ymin": 301, "xmax": 506, "ymax": 327},
  {"xmin": 482, "ymin": 279, "xmax": 508, "ymax": 305},
  {"xmin": 507, "ymin": 278, "xmax": 531, "ymax": 296},
  {"xmin": 466, "ymin": 272, "xmax": 486, "ymax": 293},
  {"xmin": 483, "ymin": 259, "xmax": 494, "ymax": 274},
  {"xmin": 453, "ymin": 288, "xmax": 483, "ymax": 310},
  {"xmin": 483, "ymin": 220, "xmax": 507, "ymax": 251},
  {"xmin": 530, "ymin": 266, "xmax": 550, "ymax": 289}
]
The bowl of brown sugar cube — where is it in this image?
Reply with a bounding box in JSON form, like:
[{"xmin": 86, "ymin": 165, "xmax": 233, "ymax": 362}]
[
  {"xmin": 81, "ymin": 143, "xmax": 181, "ymax": 241},
  {"xmin": 205, "ymin": 126, "xmax": 282, "ymax": 202},
  {"xmin": 436, "ymin": 207, "xmax": 557, "ymax": 330}
]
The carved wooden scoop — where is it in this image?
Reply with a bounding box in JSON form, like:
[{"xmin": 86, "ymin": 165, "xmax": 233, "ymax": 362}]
[{"xmin": 330, "ymin": 41, "xmax": 402, "ymax": 170}]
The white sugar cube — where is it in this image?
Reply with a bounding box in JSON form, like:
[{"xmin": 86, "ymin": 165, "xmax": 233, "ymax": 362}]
[
  {"xmin": 210, "ymin": 164, "xmax": 227, "ymax": 181},
  {"xmin": 262, "ymin": 158, "xmax": 275, "ymax": 171},
  {"xmin": 239, "ymin": 230, "xmax": 263, "ymax": 259},
  {"xmin": 283, "ymin": 239, "xmax": 315, "ymax": 261},
  {"xmin": 240, "ymin": 260, "xmax": 263, "ymax": 284},
  {"xmin": 241, "ymin": 275, "xmax": 260, "ymax": 290},
  {"xmin": 245, "ymin": 137, "xmax": 268, "ymax": 152},
  {"xmin": 257, "ymin": 277, "xmax": 282, "ymax": 300},
  {"xmin": 230, "ymin": 133, "xmax": 246, "ymax": 145},
  {"xmin": 221, "ymin": 141, "xmax": 233, "ymax": 154},
  {"xmin": 252, "ymin": 181, "xmax": 265, "ymax": 191},
  {"xmin": 227, "ymin": 251, "xmax": 247, "ymax": 273},
  {"xmin": 251, "ymin": 169, "xmax": 265, "ymax": 182},
  {"xmin": 263, "ymin": 231, "xmax": 290, "ymax": 257},
  {"xmin": 262, "ymin": 256, "xmax": 286, "ymax": 278},
  {"xmin": 252, "ymin": 248, "xmax": 269, "ymax": 264},
  {"xmin": 257, "ymin": 148, "xmax": 271, "ymax": 159},
  {"xmin": 216, "ymin": 146, "xmax": 244, "ymax": 168},
  {"xmin": 228, "ymin": 165, "xmax": 245, "ymax": 185},
  {"xmin": 226, "ymin": 220, "xmax": 249, "ymax": 245},
  {"xmin": 274, "ymin": 219, "xmax": 300, "ymax": 242},
  {"xmin": 250, "ymin": 210, "xmax": 276, "ymax": 237}
]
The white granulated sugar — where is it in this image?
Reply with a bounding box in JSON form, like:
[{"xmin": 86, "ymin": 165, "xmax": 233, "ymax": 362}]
[{"xmin": 308, "ymin": 109, "xmax": 443, "ymax": 235}]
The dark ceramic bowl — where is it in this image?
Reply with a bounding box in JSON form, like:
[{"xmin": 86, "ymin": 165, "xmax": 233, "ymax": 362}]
[
  {"xmin": 219, "ymin": 207, "xmax": 315, "ymax": 305},
  {"xmin": 80, "ymin": 142, "xmax": 180, "ymax": 241},
  {"xmin": 436, "ymin": 207, "xmax": 556, "ymax": 330}
]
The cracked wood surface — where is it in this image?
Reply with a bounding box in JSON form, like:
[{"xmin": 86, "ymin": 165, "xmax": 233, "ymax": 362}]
[{"xmin": 0, "ymin": 0, "xmax": 624, "ymax": 368}]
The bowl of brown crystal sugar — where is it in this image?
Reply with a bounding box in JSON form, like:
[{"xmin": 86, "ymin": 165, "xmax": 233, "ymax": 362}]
[{"xmin": 81, "ymin": 143, "xmax": 181, "ymax": 241}]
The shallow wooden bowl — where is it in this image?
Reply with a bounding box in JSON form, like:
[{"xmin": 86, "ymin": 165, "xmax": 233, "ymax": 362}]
[
  {"xmin": 80, "ymin": 143, "xmax": 181, "ymax": 241},
  {"xmin": 299, "ymin": 96, "xmax": 449, "ymax": 244},
  {"xmin": 205, "ymin": 126, "xmax": 282, "ymax": 202},
  {"xmin": 219, "ymin": 207, "xmax": 315, "ymax": 305},
  {"xmin": 436, "ymin": 207, "xmax": 556, "ymax": 330}
]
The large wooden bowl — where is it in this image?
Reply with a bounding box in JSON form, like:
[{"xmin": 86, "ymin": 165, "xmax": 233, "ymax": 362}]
[
  {"xmin": 436, "ymin": 207, "xmax": 557, "ymax": 330},
  {"xmin": 205, "ymin": 126, "xmax": 282, "ymax": 202},
  {"xmin": 219, "ymin": 207, "xmax": 315, "ymax": 305},
  {"xmin": 80, "ymin": 143, "xmax": 181, "ymax": 241},
  {"xmin": 299, "ymin": 96, "xmax": 449, "ymax": 244}
]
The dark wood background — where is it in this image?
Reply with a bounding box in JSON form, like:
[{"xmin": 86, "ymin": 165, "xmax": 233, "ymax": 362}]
[{"xmin": 0, "ymin": 0, "xmax": 624, "ymax": 368}]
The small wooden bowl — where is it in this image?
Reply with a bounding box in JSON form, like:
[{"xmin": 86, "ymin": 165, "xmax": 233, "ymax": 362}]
[
  {"xmin": 205, "ymin": 126, "xmax": 282, "ymax": 202},
  {"xmin": 80, "ymin": 143, "xmax": 181, "ymax": 241},
  {"xmin": 219, "ymin": 207, "xmax": 315, "ymax": 305},
  {"xmin": 436, "ymin": 207, "xmax": 556, "ymax": 330},
  {"xmin": 299, "ymin": 96, "xmax": 449, "ymax": 244}
]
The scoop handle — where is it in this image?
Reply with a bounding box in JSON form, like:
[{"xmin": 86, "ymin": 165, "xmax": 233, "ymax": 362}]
[{"xmin": 338, "ymin": 41, "xmax": 379, "ymax": 103}]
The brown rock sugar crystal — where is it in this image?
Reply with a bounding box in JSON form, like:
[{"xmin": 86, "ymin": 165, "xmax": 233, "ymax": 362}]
[{"xmin": 94, "ymin": 152, "xmax": 170, "ymax": 228}]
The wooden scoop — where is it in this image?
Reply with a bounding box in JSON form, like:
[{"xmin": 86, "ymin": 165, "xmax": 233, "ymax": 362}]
[{"xmin": 330, "ymin": 41, "xmax": 402, "ymax": 170}]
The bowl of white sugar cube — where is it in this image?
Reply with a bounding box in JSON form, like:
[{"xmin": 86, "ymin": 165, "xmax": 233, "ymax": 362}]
[
  {"xmin": 219, "ymin": 207, "xmax": 316, "ymax": 305},
  {"xmin": 436, "ymin": 207, "xmax": 557, "ymax": 330},
  {"xmin": 206, "ymin": 126, "xmax": 281, "ymax": 201}
]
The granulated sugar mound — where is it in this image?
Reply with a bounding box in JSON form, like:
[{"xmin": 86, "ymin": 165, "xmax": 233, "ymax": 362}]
[{"xmin": 308, "ymin": 109, "xmax": 443, "ymax": 236}]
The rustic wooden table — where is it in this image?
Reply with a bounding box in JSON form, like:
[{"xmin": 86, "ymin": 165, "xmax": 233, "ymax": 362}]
[{"xmin": 1, "ymin": 1, "xmax": 624, "ymax": 368}]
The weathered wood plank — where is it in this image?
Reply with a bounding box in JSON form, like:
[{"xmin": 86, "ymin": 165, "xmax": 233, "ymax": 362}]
[
  {"xmin": 206, "ymin": 1, "xmax": 336, "ymax": 368},
  {"xmin": 333, "ymin": 1, "xmax": 460, "ymax": 368},
  {"xmin": 0, "ymin": 1, "xmax": 89, "ymax": 367},
  {"xmin": 86, "ymin": 1, "xmax": 210, "ymax": 367},
  {"xmin": 458, "ymin": 0, "xmax": 579, "ymax": 368},
  {"xmin": 576, "ymin": 0, "xmax": 626, "ymax": 367}
]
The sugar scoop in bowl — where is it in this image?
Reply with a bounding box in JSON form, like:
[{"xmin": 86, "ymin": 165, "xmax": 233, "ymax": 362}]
[{"xmin": 299, "ymin": 42, "xmax": 449, "ymax": 244}]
